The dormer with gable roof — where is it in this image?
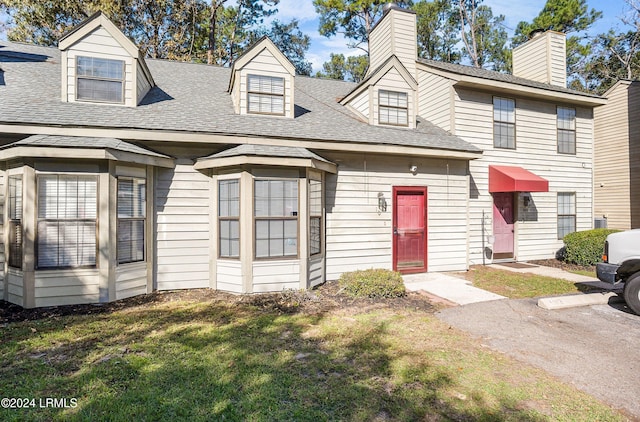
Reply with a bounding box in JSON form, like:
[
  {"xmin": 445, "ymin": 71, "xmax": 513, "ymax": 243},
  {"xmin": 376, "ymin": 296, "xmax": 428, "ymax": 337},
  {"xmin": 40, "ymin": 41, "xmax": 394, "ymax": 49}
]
[
  {"xmin": 228, "ymin": 36, "xmax": 295, "ymax": 118},
  {"xmin": 58, "ymin": 11, "xmax": 154, "ymax": 107}
]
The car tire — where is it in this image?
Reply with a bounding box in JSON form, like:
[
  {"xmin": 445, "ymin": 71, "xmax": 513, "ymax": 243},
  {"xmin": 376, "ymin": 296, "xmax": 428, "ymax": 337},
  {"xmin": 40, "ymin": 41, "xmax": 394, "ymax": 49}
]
[{"xmin": 623, "ymin": 271, "xmax": 640, "ymax": 315}]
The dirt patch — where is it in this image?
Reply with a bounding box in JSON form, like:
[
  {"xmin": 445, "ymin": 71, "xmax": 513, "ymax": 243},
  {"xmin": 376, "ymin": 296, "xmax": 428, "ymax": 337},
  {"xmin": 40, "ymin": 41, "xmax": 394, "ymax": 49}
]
[
  {"xmin": 527, "ymin": 258, "xmax": 595, "ymax": 273},
  {"xmin": 0, "ymin": 281, "xmax": 437, "ymax": 324}
]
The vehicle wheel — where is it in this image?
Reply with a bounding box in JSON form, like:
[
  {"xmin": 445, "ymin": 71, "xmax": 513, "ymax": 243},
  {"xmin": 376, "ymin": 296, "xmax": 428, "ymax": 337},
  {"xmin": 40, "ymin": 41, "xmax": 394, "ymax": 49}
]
[{"xmin": 623, "ymin": 272, "xmax": 640, "ymax": 315}]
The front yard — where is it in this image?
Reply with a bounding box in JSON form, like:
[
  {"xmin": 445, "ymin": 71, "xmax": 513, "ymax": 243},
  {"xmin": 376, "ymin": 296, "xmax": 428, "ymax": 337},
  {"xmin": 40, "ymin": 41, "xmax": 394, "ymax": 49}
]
[{"xmin": 0, "ymin": 284, "xmax": 626, "ymax": 421}]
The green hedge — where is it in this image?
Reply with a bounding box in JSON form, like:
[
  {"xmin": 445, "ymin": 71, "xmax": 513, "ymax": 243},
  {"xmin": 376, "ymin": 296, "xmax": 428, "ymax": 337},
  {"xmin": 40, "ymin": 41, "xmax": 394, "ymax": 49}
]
[
  {"xmin": 563, "ymin": 229, "xmax": 620, "ymax": 266},
  {"xmin": 339, "ymin": 269, "xmax": 406, "ymax": 298}
]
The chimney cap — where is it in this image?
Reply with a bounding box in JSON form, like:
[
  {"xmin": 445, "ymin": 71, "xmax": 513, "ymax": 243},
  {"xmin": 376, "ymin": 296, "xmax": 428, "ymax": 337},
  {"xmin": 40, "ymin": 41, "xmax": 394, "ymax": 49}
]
[{"xmin": 528, "ymin": 28, "xmax": 546, "ymax": 39}]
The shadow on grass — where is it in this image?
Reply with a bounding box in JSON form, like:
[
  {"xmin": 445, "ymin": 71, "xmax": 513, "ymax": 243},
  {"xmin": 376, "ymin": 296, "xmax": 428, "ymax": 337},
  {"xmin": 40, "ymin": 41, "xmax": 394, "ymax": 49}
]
[{"xmin": 1, "ymin": 299, "xmax": 550, "ymax": 421}]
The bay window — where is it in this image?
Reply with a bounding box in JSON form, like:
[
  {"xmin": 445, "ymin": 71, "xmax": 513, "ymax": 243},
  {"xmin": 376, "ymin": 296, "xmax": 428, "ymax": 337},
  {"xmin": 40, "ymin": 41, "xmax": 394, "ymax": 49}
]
[
  {"xmin": 219, "ymin": 179, "xmax": 240, "ymax": 258},
  {"xmin": 37, "ymin": 175, "xmax": 98, "ymax": 269},
  {"xmin": 309, "ymin": 178, "xmax": 322, "ymax": 255},
  {"xmin": 8, "ymin": 175, "xmax": 22, "ymax": 268},
  {"xmin": 117, "ymin": 177, "xmax": 146, "ymax": 264},
  {"xmin": 255, "ymin": 179, "xmax": 298, "ymax": 258}
]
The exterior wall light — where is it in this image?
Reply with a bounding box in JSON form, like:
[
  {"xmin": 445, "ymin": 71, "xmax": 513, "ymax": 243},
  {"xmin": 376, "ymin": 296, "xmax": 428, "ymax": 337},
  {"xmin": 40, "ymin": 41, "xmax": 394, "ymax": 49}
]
[
  {"xmin": 409, "ymin": 165, "xmax": 418, "ymax": 175},
  {"xmin": 377, "ymin": 192, "xmax": 387, "ymax": 212}
]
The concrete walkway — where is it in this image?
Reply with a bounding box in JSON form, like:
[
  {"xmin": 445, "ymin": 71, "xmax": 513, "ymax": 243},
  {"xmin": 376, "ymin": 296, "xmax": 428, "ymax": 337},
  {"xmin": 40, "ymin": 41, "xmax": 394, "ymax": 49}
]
[
  {"xmin": 488, "ymin": 263, "xmax": 596, "ymax": 283},
  {"xmin": 403, "ymin": 272, "xmax": 505, "ymax": 305}
]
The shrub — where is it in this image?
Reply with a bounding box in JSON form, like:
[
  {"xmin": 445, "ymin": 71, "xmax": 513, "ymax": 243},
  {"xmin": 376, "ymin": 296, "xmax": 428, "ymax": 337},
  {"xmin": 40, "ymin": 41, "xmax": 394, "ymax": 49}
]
[
  {"xmin": 563, "ymin": 229, "xmax": 620, "ymax": 266},
  {"xmin": 338, "ymin": 269, "xmax": 406, "ymax": 298}
]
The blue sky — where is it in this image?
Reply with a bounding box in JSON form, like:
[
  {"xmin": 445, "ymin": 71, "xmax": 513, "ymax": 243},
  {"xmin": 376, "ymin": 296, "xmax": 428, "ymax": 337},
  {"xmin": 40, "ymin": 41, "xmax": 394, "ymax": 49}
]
[{"xmin": 0, "ymin": 0, "xmax": 632, "ymax": 72}]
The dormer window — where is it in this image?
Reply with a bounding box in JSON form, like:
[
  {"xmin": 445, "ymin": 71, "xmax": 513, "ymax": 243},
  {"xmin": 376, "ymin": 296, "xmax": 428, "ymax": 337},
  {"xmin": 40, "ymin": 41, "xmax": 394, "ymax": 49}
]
[
  {"xmin": 76, "ymin": 56, "xmax": 124, "ymax": 103},
  {"xmin": 247, "ymin": 74, "xmax": 285, "ymax": 115},
  {"xmin": 379, "ymin": 90, "xmax": 408, "ymax": 126}
]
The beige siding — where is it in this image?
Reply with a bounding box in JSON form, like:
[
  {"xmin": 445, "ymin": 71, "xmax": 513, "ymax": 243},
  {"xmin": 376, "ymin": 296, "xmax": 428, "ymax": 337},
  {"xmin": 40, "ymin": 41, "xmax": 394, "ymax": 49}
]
[
  {"xmin": 34, "ymin": 269, "xmax": 100, "ymax": 307},
  {"xmin": 349, "ymin": 88, "xmax": 370, "ymax": 120},
  {"xmin": 238, "ymin": 48, "xmax": 294, "ymax": 117},
  {"xmin": 7, "ymin": 269, "xmax": 22, "ymax": 306},
  {"xmin": 116, "ymin": 262, "xmax": 147, "ymax": 300},
  {"xmin": 155, "ymin": 161, "xmax": 211, "ymax": 290},
  {"xmin": 308, "ymin": 256, "xmax": 324, "ymax": 288},
  {"xmin": 369, "ymin": 9, "xmax": 417, "ymax": 77},
  {"xmin": 512, "ymin": 31, "xmax": 566, "ymax": 88},
  {"xmin": 64, "ymin": 27, "xmax": 135, "ymax": 106},
  {"xmin": 252, "ymin": 261, "xmax": 300, "ymax": 292},
  {"xmin": 0, "ymin": 171, "xmax": 4, "ymax": 301},
  {"xmin": 136, "ymin": 62, "xmax": 152, "ymax": 105},
  {"xmin": 594, "ymin": 81, "xmax": 640, "ymax": 229},
  {"xmin": 454, "ymin": 87, "xmax": 593, "ymax": 263},
  {"xmin": 417, "ymin": 70, "xmax": 451, "ymax": 131},
  {"xmin": 372, "ymin": 68, "xmax": 416, "ymax": 128},
  {"xmin": 323, "ymin": 152, "xmax": 469, "ymax": 280},
  {"xmin": 217, "ymin": 259, "xmax": 243, "ymax": 293}
]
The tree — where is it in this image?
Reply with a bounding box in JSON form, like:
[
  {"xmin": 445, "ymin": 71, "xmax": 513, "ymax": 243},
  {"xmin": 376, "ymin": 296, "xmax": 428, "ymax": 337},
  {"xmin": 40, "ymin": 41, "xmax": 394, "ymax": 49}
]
[
  {"xmin": 413, "ymin": 0, "xmax": 460, "ymax": 63},
  {"xmin": 457, "ymin": 0, "xmax": 509, "ymax": 70},
  {"xmin": 316, "ymin": 53, "xmax": 368, "ymax": 82},
  {"xmin": 313, "ymin": 0, "xmax": 412, "ymax": 55},
  {"xmin": 248, "ymin": 20, "xmax": 313, "ymax": 76}
]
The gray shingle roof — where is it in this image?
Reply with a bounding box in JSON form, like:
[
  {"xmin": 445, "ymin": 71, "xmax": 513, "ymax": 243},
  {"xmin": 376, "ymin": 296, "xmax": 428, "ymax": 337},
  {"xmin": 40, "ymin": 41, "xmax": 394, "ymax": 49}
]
[
  {"xmin": 206, "ymin": 144, "xmax": 334, "ymax": 163},
  {"xmin": 2, "ymin": 134, "xmax": 171, "ymax": 158},
  {"xmin": 418, "ymin": 58, "xmax": 603, "ymax": 99},
  {"xmin": 0, "ymin": 41, "xmax": 481, "ymax": 155}
]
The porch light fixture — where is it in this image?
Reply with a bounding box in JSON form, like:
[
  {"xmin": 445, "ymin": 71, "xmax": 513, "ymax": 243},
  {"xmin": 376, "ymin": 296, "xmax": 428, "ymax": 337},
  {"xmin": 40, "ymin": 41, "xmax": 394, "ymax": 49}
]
[
  {"xmin": 523, "ymin": 194, "xmax": 531, "ymax": 208},
  {"xmin": 377, "ymin": 192, "xmax": 387, "ymax": 212}
]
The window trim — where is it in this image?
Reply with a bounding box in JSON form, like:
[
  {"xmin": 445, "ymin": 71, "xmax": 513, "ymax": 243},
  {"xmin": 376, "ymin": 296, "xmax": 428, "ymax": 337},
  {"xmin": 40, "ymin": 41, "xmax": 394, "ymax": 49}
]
[
  {"xmin": 557, "ymin": 106, "xmax": 577, "ymax": 155},
  {"xmin": 309, "ymin": 178, "xmax": 322, "ymax": 256},
  {"xmin": 493, "ymin": 96, "xmax": 516, "ymax": 149},
  {"xmin": 8, "ymin": 175, "xmax": 23, "ymax": 269},
  {"xmin": 378, "ymin": 89, "xmax": 409, "ymax": 127},
  {"xmin": 35, "ymin": 174, "xmax": 99, "ymax": 270},
  {"xmin": 218, "ymin": 179, "xmax": 240, "ymax": 259},
  {"xmin": 253, "ymin": 178, "xmax": 299, "ymax": 260},
  {"xmin": 246, "ymin": 74, "xmax": 285, "ymax": 116},
  {"xmin": 117, "ymin": 177, "xmax": 146, "ymax": 265},
  {"xmin": 75, "ymin": 55, "xmax": 125, "ymax": 104},
  {"xmin": 557, "ymin": 192, "xmax": 576, "ymax": 240}
]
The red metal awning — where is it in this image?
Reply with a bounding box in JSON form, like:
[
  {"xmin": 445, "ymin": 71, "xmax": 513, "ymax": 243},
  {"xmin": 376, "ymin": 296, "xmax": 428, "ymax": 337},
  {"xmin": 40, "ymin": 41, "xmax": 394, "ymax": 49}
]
[{"xmin": 489, "ymin": 165, "xmax": 549, "ymax": 193}]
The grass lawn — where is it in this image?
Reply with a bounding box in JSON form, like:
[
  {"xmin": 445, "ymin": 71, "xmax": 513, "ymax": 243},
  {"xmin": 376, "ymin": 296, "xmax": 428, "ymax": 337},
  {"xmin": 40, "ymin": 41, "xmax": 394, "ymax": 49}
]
[
  {"xmin": 463, "ymin": 266, "xmax": 599, "ymax": 299},
  {"xmin": 0, "ymin": 287, "xmax": 625, "ymax": 421}
]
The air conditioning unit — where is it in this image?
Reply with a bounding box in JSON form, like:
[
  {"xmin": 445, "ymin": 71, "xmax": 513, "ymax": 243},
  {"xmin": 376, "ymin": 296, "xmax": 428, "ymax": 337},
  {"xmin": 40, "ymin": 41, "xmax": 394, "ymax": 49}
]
[{"xmin": 594, "ymin": 217, "xmax": 608, "ymax": 229}]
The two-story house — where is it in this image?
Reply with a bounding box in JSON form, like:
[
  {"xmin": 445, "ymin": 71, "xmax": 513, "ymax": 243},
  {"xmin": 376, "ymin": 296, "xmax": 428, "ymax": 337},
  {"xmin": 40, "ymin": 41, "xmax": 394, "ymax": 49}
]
[{"xmin": 0, "ymin": 6, "xmax": 604, "ymax": 308}]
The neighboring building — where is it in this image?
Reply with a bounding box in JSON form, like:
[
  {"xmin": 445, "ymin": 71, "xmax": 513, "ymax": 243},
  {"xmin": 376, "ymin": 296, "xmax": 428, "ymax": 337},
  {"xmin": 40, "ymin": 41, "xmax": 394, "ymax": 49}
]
[
  {"xmin": 594, "ymin": 80, "xmax": 640, "ymax": 230},
  {"xmin": 0, "ymin": 7, "xmax": 604, "ymax": 308}
]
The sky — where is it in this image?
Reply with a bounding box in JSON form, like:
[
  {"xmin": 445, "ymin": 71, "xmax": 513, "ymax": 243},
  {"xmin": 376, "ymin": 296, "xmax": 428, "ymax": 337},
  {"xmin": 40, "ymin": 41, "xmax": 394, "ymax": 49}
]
[{"xmin": 0, "ymin": 0, "xmax": 633, "ymax": 73}]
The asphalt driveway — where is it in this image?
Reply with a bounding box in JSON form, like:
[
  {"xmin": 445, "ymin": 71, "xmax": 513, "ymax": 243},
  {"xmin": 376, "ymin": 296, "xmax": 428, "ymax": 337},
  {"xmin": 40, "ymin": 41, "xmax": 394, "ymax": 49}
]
[{"xmin": 437, "ymin": 298, "xmax": 640, "ymax": 419}]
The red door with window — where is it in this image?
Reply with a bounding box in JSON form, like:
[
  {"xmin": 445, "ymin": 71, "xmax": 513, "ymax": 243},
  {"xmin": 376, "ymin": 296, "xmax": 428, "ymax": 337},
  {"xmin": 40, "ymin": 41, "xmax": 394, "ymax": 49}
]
[
  {"xmin": 393, "ymin": 187, "xmax": 427, "ymax": 273},
  {"xmin": 492, "ymin": 192, "xmax": 514, "ymax": 254}
]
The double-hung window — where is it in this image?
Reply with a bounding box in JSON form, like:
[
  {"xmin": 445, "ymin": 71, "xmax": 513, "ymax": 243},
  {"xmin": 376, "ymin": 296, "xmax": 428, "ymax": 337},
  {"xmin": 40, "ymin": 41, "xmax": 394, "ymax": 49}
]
[
  {"xmin": 493, "ymin": 97, "xmax": 515, "ymax": 149},
  {"xmin": 219, "ymin": 179, "xmax": 240, "ymax": 258},
  {"xmin": 37, "ymin": 175, "xmax": 98, "ymax": 269},
  {"xmin": 557, "ymin": 192, "xmax": 576, "ymax": 239},
  {"xmin": 309, "ymin": 178, "xmax": 322, "ymax": 255},
  {"xmin": 557, "ymin": 106, "xmax": 576, "ymax": 154},
  {"xmin": 255, "ymin": 179, "xmax": 298, "ymax": 258},
  {"xmin": 247, "ymin": 75, "xmax": 285, "ymax": 115},
  {"xmin": 117, "ymin": 177, "xmax": 146, "ymax": 264},
  {"xmin": 379, "ymin": 90, "xmax": 408, "ymax": 126},
  {"xmin": 8, "ymin": 176, "xmax": 22, "ymax": 269},
  {"xmin": 76, "ymin": 56, "xmax": 124, "ymax": 103}
]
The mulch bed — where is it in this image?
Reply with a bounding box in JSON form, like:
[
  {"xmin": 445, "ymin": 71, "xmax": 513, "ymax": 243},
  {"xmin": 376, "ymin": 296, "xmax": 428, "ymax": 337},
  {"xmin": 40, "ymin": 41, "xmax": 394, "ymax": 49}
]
[
  {"xmin": 527, "ymin": 258, "xmax": 595, "ymax": 273},
  {"xmin": 1, "ymin": 281, "xmax": 437, "ymax": 324}
]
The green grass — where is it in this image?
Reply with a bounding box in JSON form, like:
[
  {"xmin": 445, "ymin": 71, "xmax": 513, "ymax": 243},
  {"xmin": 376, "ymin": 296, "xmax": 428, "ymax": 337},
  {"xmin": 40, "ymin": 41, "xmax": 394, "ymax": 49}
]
[
  {"xmin": 0, "ymin": 293, "xmax": 624, "ymax": 421},
  {"xmin": 464, "ymin": 266, "xmax": 595, "ymax": 299}
]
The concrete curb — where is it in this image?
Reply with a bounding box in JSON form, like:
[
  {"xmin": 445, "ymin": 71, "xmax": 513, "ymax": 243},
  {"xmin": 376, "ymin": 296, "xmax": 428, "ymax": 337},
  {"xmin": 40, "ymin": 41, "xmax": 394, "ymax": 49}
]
[{"xmin": 537, "ymin": 292, "xmax": 624, "ymax": 310}]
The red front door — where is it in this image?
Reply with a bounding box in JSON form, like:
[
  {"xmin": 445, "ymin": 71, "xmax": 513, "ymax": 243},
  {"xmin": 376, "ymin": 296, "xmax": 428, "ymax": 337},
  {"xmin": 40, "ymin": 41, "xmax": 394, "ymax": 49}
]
[
  {"xmin": 393, "ymin": 187, "xmax": 427, "ymax": 273},
  {"xmin": 493, "ymin": 192, "xmax": 514, "ymax": 254}
]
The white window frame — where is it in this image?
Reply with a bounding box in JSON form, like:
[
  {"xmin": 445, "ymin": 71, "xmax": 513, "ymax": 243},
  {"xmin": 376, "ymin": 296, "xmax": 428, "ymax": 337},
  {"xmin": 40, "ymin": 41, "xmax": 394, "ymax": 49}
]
[
  {"xmin": 379, "ymin": 90, "xmax": 408, "ymax": 126},
  {"xmin": 557, "ymin": 192, "xmax": 576, "ymax": 239},
  {"xmin": 75, "ymin": 56, "xmax": 125, "ymax": 104},
  {"xmin": 493, "ymin": 96, "xmax": 516, "ymax": 149},
  {"xmin": 247, "ymin": 74, "xmax": 285, "ymax": 115},
  {"xmin": 117, "ymin": 177, "xmax": 146, "ymax": 265},
  {"xmin": 557, "ymin": 106, "xmax": 576, "ymax": 155}
]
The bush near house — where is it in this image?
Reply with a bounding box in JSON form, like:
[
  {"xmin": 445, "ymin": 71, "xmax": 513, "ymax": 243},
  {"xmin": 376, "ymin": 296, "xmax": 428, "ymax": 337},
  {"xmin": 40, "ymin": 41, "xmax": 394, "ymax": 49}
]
[
  {"xmin": 339, "ymin": 269, "xmax": 406, "ymax": 298},
  {"xmin": 563, "ymin": 229, "xmax": 620, "ymax": 266}
]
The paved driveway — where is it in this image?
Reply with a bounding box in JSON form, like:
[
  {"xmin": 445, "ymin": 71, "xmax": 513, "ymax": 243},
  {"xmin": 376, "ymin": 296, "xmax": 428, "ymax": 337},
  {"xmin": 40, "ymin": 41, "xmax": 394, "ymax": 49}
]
[{"xmin": 437, "ymin": 299, "xmax": 640, "ymax": 418}]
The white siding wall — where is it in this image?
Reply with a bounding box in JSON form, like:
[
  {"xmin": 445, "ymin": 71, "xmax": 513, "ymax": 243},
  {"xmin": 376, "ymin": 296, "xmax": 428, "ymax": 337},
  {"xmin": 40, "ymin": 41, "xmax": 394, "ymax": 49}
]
[
  {"xmin": 369, "ymin": 15, "xmax": 392, "ymax": 74},
  {"xmin": 373, "ymin": 68, "xmax": 415, "ymax": 128},
  {"xmin": 512, "ymin": 32, "xmax": 566, "ymax": 88},
  {"xmin": 65, "ymin": 27, "xmax": 135, "ymax": 106},
  {"xmin": 323, "ymin": 152, "xmax": 469, "ymax": 280},
  {"xmin": 155, "ymin": 161, "xmax": 211, "ymax": 290},
  {"xmin": 34, "ymin": 269, "xmax": 100, "ymax": 307},
  {"xmin": 217, "ymin": 260, "xmax": 243, "ymax": 293},
  {"xmin": 309, "ymin": 256, "xmax": 324, "ymax": 288},
  {"xmin": 116, "ymin": 262, "xmax": 147, "ymax": 300},
  {"xmin": 238, "ymin": 48, "xmax": 294, "ymax": 117},
  {"xmin": 7, "ymin": 269, "xmax": 22, "ymax": 305},
  {"xmin": 350, "ymin": 89, "xmax": 370, "ymax": 120},
  {"xmin": 453, "ymin": 87, "xmax": 593, "ymax": 264},
  {"xmin": 252, "ymin": 261, "xmax": 300, "ymax": 292},
  {"xmin": 417, "ymin": 70, "xmax": 451, "ymax": 131}
]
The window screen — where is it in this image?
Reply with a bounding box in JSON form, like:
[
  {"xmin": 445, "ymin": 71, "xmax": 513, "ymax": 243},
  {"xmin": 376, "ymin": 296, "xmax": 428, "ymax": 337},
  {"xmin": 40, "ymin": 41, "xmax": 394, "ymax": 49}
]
[
  {"xmin": 117, "ymin": 178, "xmax": 146, "ymax": 264},
  {"xmin": 557, "ymin": 192, "xmax": 576, "ymax": 239},
  {"xmin": 493, "ymin": 97, "xmax": 515, "ymax": 149},
  {"xmin": 247, "ymin": 75, "xmax": 285, "ymax": 115},
  {"xmin": 557, "ymin": 107, "xmax": 576, "ymax": 154},
  {"xmin": 255, "ymin": 179, "xmax": 298, "ymax": 258},
  {"xmin": 309, "ymin": 179, "xmax": 322, "ymax": 255},
  {"xmin": 8, "ymin": 176, "xmax": 22, "ymax": 268},
  {"xmin": 219, "ymin": 179, "xmax": 240, "ymax": 258},
  {"xmin": 76, "ymin": 56, "xmax": 124, "ymax": 103}
]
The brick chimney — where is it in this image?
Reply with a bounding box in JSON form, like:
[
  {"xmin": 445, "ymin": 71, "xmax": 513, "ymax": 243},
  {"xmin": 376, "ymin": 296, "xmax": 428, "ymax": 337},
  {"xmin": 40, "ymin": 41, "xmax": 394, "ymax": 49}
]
[
  {"xmin": 368, "ymin": 4, "xmax": 417, "ymax": 77},
  {"xmin": 512, "ymin": 30, "xmax": 567, "ymax": 88}
]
